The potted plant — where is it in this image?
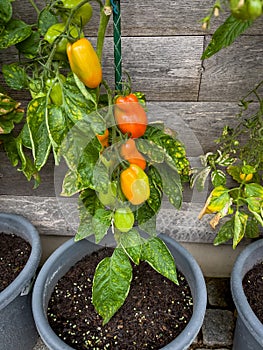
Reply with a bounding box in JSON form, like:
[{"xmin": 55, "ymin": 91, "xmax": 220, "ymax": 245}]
[
  {"xmin": 194, "ymin": 1, "xmax": 263, "ymax": 345},
  {"xmin": 194, "ymin": 0, "xmax": 263, "ymax": 346},
  {"xmin": 0, "ymin": 212, "xmax": 42, "ymax": 350},
  {"xmin": 1, "ymin": 0, "xmax": 207, "ymax": 348}
]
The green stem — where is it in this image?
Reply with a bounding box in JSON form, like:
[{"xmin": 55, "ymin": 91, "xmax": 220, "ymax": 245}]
[
  {"xmin": 96, "ymin": 0, "xmax": 112, "ymax": 62},
  {"xmin": 28, "ymin": 0, "xmax": 40, "ymax": 15}
]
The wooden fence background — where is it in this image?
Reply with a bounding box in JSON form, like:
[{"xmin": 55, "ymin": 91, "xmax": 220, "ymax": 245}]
[{"xmin": 0, "ymin": 0, "xmax": 262, "ymax": 245}]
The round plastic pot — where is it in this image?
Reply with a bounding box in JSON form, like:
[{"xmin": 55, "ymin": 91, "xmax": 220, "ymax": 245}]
[
  {"xmin": 0, "ymin": 212, "xmax": 42, "ymax": 350},
  {"xmin": 231, "ymin": 238, "xmax": 263, "ymax": 350},
  {"xmin": 32, "ymin": 233, "xmax": 207, "ymax": 350}
]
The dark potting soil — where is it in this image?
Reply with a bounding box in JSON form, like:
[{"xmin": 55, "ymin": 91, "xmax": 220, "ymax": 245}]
[
  {"xmin": 0, "ymin": 232, "xmax": 31, "ymax": 292},
  {"xmin": 242, "ymin": 261, "xmax": 263, "ymax": 324},
  {"xmin": 48, "ymin": 247, "xmax": 193, "ymax": 350}
]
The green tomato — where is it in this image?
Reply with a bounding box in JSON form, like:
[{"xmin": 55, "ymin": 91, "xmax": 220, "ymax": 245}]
[
  {"xmin": 61, "ymin": 0, "xmax": 93, "ymax": 27},
  {"xmin": 114, "ymin": 207, "xmax": 135, "ymax": 233},
  {"xmin": 45, "ymin": 74, "xmax": 66, "ymax": 106},
  {"xmin": 246, "ymin": 0, "xmax": 262, "ymax": 19},
  {"xmin": 98, "ymin": 182, "xmax": 117, "ymax": 208},
  {"xmin": 44, "ymin": 23, "xmax": 82, "ymax": 57},
  {"xmin": 230, "ymin": 0, "xmax": 262, "ymax": 19}
]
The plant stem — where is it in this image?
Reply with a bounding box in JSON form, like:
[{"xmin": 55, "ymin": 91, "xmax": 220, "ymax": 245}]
[
  {"xmin": 96, "ymin": 0, "xmax": 112, "ymax": 62},
  {"xmin": 28, "ymin": 0, "xmax": 40, "ymax": 15}
]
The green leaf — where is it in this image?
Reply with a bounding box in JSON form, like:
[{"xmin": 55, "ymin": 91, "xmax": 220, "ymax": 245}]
[
  {"xmin": 147, "ymin": 165, "xmax": 163, "ymax": 213},
  {"xmin": 16, "ymin": 31, "xmax": 40, "ymax": 58},
  {"xmin": 202, "ymin": 15, "xmax": 253, "ymax": 59},
  {"xmin": 190, "ymin": 165, "xmax": 211, "ymax": 192},
  {"xmin": 38, "ymin": 8, "xmax": 58, "ymax": 36},
  {"xmin": 27, "ymin": 97, "xmax": 51, "ymax": 170},
  {"xmin": 136, "ymin": 202, "xmax": 157, "ymax": 236},
  {"xmin": 2, "ymin": 134, "xmax": 19, "ymax": 166},
  {"xmin": 142, "ymin": 237, "xmax": 178, "ymax": 284},
  {"xmin": 119, "ymin": 228, "xmax": 143, "ymax": 265},
  {"xmin": 155, "ymin": 163, "xmax": 182, "ymax": 209},
  {"xmin": 211, "ymin": 169, "xmax": 226, "ymax": 187},
  {"xmin": 214, "ymin": 217, "xmax": 235, "ymax": 245},
  {"xmin": 0, "ymin": 0, "xmax": 12, "ymax": 25},
  {"xmin": 245, "ymin": 183, "xmax": 263, "ymax": 198},
  {"xmin": 75, "ymin": 189, "xmax": 100, "ymax": 241},
  {"xmin": 233, "ymin": 211, "xmax": 248, "ymax": 249},
  {"xmin": 0, "ymin": 18, "xmax": 32, "ymax": 49},
  {"xmin": 61, "ymin": 169, "xmax": 82, "ymax": 196},
  {"xmin": 245, "ymin": 219, "xmax": 260, "ymax": 239},
  {"xmin": 73, "ymin": 73, "xmax": 97, "ymax": 107},
  {"xmin": 47, "ymin": 105, "xmax": 67, "ymax": 163},
  {"xmin": 136, "ymin": 138, "xmax": 165, "ymax": 163},
  {"xmin": 92, "ymin": 208, "xmax": 112, "ymax": 243},
  {"xmin": 63, "ymin": 76, "xmax": 98, "ymax": 125},
  {"xmin": 92, "ymin": 248, "xmax": 133, "ymax": 325},
  {"xmin": 2, "ymin": 64, "xmax": 28, "ymax": 90}
]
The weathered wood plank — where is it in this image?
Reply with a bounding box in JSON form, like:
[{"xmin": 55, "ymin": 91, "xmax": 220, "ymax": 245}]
[
  {"xmin": 102, "ymin": 36, "xmax": 204, "ymax": 101},
  {"xmin": 199, "ymin": 35, "xmax": 263, "ymax": 102},
  {"xmin": 12, "ymin": 0, "xmax": 263, "ymax": 36},
  {"xmin": 0, "ymin": 36, "xmax": 203, "ymax": 102}
]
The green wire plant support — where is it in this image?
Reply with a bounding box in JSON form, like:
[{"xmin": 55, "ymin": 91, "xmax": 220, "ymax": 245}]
[{"xmin": 111, "ymin": 0, "xmax": 122, "ymax": 92}]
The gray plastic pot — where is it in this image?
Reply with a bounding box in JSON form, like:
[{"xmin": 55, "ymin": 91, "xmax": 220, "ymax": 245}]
[
  {"xmin": 231, "ymin": 238, "xmax": 263, "ymax": 350},
  {"xmin": 32, "ymin": 233, "xmax": 207, "ymax": 350},
  {"xmin": 0, "ymin": 212, "xmax": 42, "ymax": 350}
]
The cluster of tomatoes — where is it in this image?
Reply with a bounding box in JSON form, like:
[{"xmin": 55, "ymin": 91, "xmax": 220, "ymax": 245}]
[{"xmin": 96, "ymin": 93, "xmax": 151, "ymax": 233}]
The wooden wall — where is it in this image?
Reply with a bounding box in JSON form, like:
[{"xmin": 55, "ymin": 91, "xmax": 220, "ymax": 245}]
[{"xmin": 0, "ymin": 0, "xmax": 262, "ymax": 242}]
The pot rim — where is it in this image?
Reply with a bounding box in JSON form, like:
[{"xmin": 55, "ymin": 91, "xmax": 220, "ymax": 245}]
[
  {"xmin": 32, "ymin": 233, "xmax": 207, "ymax": 350},
  {"xmin": 0, "ymin": 212, "xmax": 42, "ymax": 309},
  {"xmin": 230, "ymin": 238, "xmax": 263, "ymax": 341}
]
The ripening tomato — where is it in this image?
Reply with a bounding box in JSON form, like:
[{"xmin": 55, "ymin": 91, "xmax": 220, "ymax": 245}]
[{"xmin": 114, "ymin": 93, "xmax": 148, "ymax": 138}]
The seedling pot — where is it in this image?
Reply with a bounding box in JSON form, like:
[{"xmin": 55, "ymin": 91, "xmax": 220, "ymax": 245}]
[
  {"xmin": 0, "ymin": 213, "xmax": 42, "ymax": 350},
  {"xmin": 231, "ymin": 238, "xmax": 263, "ymax": 350}
]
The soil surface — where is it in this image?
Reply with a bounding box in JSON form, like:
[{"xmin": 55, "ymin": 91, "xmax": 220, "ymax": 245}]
[
  {"xmin": 243, "ymin": 261, "xmax": 263, "ymax": 324},
  {"xmin": 0, "ymin": 232, "xmax": 31, "ymax": 292},
  {"xmin": 48, "ymin": 247, "xmax": 193, "ymax": 350}
]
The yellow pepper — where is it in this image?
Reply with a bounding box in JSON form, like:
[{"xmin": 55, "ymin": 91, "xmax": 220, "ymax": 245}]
[{"xmin": 67, "ymin": 38, "xmax": 102, "ymax": 89}]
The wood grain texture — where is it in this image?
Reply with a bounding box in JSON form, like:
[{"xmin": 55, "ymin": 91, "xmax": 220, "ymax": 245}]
[
  {"xmin": 11, "ymin": 0, "xmax": 263, "ymax": 36},
  {"xmin": 200, "ymin": 35, "xmax": 263, "ymax": 102}
]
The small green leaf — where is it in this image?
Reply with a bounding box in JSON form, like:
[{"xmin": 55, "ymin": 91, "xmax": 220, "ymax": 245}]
[
  {"xmin": 142, "ymin": 237, "xmax": 178, "ymax": 284},
  {"xmin": 61, "ymin": 169, "xmax": 81, "ymax": 196},
  {"xmin": 136, "ymin": 138, "xmax": 165, "ymax": 163},
  {"xmin": 2, "ymin": 64, "xmax": 28, "ymax": 90},
  {"xmin": 92, "ymin": 208, "xmax": 112, "ymax": 244},
  {"xmin": 92, "ymin": 248, "xmax": 133, "ymax": 325},
  {"xmin": 16, "ymin": 31, "xmax": 40, "ymax": 58},
  {"xmin": 136, "ymin": 202, "xmax": 157, "ymax": 236},
  {"xmin": 27, "ymin": 97, "xmax": 51, "ymax": 170},
  {"xmin": 0, "ymin": 0, "xmax": 12, "ymax": 25},
  {"xmin": 214, "ymin": 218, "xmax": 235, "ymax": 245},
  {"xmin": 190, "ymin": 166, "xmax": 211, "ymax": 192},
  {"xmin": 155, "ymin": 163, "xmax": 182, "ymax": 209},
  {"xmin": 202, "ymin": 15, "xmax": 253, "ymax": 59},
  {"xmin": 233, "ymin": 211, "xmax": 248, "ymax": 249},
  {"xmin": 0, "ymin": 18, "xmax": 32, "ymax": 49},
  {"xmin": 245, "ymin": 183, "xmax": 263, "ymax": 198},
  {"xmin": 38, "ymin": 8, "xmax": 58, "ymax": 36},
  {"xmin": 211, "ymin": 169, "xmax": 226, "ymax": 187},
  {"xmin": 119, "ymin": 228, "xmax": 143, "ymax": 265},
  {"xmin": 147, "ymin": 166, "xmax": 163, "ymax": 213},
  {"xmin": 245, "ymin": 219, "xmax": 260, "ymax": 239}
]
